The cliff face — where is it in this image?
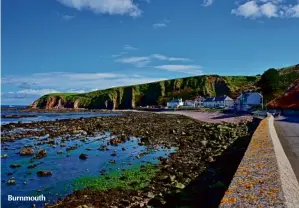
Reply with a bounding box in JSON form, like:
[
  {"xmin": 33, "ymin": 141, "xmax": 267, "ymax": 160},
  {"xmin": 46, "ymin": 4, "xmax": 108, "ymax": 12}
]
[
  {"xmin": 32, "ymin": 75, "xmax": 259, "ymax": 109},
  {"xmin": 31, "ymin": 64, "xmax": 299, "ymax": 110},
  {"xmin": 267, "ymin": 78, "xmax": 299, "ymax": 109}
]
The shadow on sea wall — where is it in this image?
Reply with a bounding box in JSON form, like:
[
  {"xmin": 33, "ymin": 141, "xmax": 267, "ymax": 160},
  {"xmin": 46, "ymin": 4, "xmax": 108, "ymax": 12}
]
[{"xmin": 162, "ymin": 118, "xmax": 261, "ymax": 208}]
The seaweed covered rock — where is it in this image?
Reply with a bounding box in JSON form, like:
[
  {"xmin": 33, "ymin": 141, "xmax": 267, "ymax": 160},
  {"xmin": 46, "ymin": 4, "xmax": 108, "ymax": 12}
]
[{"xmin": 19, "ymin": 147, "xmax": 35, "ymax": 156}]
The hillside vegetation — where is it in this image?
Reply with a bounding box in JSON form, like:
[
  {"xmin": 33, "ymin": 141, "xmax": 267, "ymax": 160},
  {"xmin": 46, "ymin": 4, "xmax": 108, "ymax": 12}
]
[{"xmin": 31, "ymin": 64, "xmax": 299, "ymax": 109}]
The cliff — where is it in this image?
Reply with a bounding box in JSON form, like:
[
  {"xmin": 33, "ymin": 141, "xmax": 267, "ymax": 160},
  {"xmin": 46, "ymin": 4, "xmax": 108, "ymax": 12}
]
[
  {"xmin": 267, "ymin": 78, "xmax": 299, "ymax": 109},
  {"xmin": 31, "ymin": 64, "xmax": 299, "ymax": 110}
]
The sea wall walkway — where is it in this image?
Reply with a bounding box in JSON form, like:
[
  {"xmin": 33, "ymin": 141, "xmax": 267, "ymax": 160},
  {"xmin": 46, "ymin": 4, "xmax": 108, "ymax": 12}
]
[{"xmin": 220, "ymin": 115, "xmax": 299, "ymax": 208}]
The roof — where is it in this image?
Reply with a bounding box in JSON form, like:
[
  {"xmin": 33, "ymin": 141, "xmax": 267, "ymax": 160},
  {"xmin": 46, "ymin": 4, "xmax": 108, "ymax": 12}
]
[
  {"xmin": 204, "ymin": 97, "xmax": 215, "ymax": 102},
  {"xmin": 214, "ymin": 95, "xmax": 232, "ymax": 102},
  {"xmin": 169, "ymin": 99, "xmax": 182, "ymax": 103},
  {"xmin": 238, "ymin": 92, "xmax": 262, "ymax": 100}
]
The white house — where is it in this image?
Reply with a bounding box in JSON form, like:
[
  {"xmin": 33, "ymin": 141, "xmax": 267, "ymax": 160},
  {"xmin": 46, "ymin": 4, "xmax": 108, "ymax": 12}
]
[
  {"xmin": 167, "ymin": 98, "xmax": 184, "ymax": 108},
  {"xmin": 184, "ymin": 100, "xmax": 196, "ymax": 107},
  {"xmin": 235, "ymin": 92, "xmax": 263, "ymax": 112},
  {"xmin": 215, "ymin": 95, "xmax": 234, "ymax": 109},
  {"xmin": 203, "ymin": 97, "xmax": 215, "ymax": 108},
  {"xmin": 203, "ymin": 95, "xmax": 234, "ymax": 109},
  {"xmin": 194, "ymin": 96, "xmax": 205, "ymax": 107}
]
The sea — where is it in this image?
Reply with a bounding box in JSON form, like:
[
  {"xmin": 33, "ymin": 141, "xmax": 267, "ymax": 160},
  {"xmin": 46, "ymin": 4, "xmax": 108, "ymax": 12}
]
[{"xmin": 1, "ymin": 105, "xmax": 117, "ymax": 125}]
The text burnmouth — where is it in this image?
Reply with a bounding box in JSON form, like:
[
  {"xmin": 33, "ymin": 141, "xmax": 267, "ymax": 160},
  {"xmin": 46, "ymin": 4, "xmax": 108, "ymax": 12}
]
[{"xmin": 8, "ymin": 195, "xmax": 46, "ymax": 202}]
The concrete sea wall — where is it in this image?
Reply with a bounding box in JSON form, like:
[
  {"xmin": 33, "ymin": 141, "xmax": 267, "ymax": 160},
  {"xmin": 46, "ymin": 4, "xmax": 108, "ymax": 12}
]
[{"xmin": 220, "ymin": 115, "xmax": 299, "ymax": 208}]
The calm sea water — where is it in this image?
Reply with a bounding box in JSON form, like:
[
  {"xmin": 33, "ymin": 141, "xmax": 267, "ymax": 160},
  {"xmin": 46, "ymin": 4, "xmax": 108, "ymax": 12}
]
[{"xmin": 1, "ymin": 106, "xmax": 119, "ymax": 125}]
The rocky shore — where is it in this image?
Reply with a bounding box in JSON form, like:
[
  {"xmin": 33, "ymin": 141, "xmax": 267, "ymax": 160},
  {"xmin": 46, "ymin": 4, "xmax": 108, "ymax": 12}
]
[{"xmin": 1, "ymin": 112, "xmax": 259, "ymax": 208}]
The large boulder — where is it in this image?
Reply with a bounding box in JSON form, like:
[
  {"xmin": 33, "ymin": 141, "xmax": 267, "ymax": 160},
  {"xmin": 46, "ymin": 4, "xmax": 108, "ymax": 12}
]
[
  {"xmin": 35, "ymin": 149, "xmax": 47, "ymax": 159},
  {"xmin": 37, "ymin": 170, "xmax": 52, "ymax": 177},
  {"xmin": 19, "ymin": 148, "xmax": 35, "ymax": 156},
  {"xmin": 79, "ymin": 153, "xmax": 88, "ymax": 160}
]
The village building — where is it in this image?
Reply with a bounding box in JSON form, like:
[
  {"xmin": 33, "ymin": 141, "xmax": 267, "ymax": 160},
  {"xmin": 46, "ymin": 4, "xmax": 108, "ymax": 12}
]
[
  {"xmin": 167, "ymin": 98, "xmax": 184, "ymax": 108},
  {"xmin": 235, "ymin": 92, "xmax": 263, "ymax": 112},
  {"xmin": 215, "ymin": 95, "xmax": 234, "ymax": 109},
  {"xmin": 194, "ymin": 96, "xmax": 205, "ymax": 107},
  {"xmin": 203, "ymin": 97, "xmax": 215, "ymax": 108},
  {"xmin": 184, "ymin": 100, "xmax": 196, "ymax": 107},
  {"xmin": 203, "ymin": 95, "xmax": 234, "ymax": 109}
]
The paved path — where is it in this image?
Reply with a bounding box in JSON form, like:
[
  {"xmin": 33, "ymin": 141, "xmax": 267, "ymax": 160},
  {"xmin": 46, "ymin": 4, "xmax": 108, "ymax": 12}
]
[
  {"xmin": 156, "ymin": 111, "xmax": 253, "ymax": 124},
  {"xmin": 274, "ymin": 116, "xmax": 299, "ymax": 182}
]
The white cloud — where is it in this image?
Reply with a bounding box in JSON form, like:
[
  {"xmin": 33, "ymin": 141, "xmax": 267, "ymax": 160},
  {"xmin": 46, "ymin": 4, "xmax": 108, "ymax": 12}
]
[
  {"xmin": 150, "ymin": 54, "xmax": 191, "ymax": 62},
  {"xmin": 57, "ymin": 0, "xmax": 142, "ymax": 17},
  {"xmin": 202, "ymin": 0, "xmax": 214, "ymax": 7},
  {"xmin": 155, "ymin": 65, "xmax": 203, "ymax": 75},
  {"xmin": 62, "ymin": 14, "xmax": 75, "ymax": 21},
  {"xmin": 260, "ymin": 2, "xmax": 278, "ymax": 18},
  {"xmin": 232, "ymin": 1, "xmax": 261, "ymax": 18},
  {"xmin": 2, "ymin": 72, "xmax": 166, "ymax": 97},
  {"xmin": 285, "ymin": 4, "xmax": 299, "ymax": 17},
  {"xmin": 1, "ymin": 89, "xmax": 87, "ymax": 104},
  {"xmin": 232, "ymin": 0, "xmax": 299, "ymax": 19},
  {"xmin": 124, "ymin": 44, "xmax": 137, "ymax": 50},
  {"xmin": 139, "ymin": 0, "xmax": 150, "ymax": 3},
  {"xmin": 153, "ymin": 19, "xmax": 170, "ymax": 29},
  {"xmin": 116, "ymin": 56, "xmax": 151, "ymax": 67},
  {"xmin": 111, "ymin": 51, "xmax": 128, "ymax": 58},
  {"xmin": 116, "ymin": 54, "xmax": 191, "ymax": 67}
]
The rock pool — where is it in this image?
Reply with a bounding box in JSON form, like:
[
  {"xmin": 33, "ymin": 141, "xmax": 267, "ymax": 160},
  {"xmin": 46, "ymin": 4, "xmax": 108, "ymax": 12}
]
[{"xmin": 1, "ymin": 133, "xmax": 176, "ymax": 208}]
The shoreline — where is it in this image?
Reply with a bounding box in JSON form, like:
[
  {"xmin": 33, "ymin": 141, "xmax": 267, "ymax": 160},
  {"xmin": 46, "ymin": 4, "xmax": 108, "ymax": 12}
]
[{"xmin": 1, "ymin": 111, "xmax": 259, "ymax": 208}]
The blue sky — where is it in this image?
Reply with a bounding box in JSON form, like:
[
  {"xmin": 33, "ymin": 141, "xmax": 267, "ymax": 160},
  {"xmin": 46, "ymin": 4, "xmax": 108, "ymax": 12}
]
[{"xmin": 2, "ymin": 0, "xmax": 299, "ymax": 105}]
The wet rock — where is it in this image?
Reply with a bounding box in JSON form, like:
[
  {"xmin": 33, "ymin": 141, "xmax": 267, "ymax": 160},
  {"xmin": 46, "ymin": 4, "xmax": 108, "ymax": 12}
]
[
  {"xmin": 19, "ymin": 147, "xmax": 35, "ymax": 156},
  {"xmin": 60, "ymin": 143, "xmax": 66, "ymax": 147},
  {"xmin": 109, "ymin": 160, "xmax": 116, "ymax": 164},
  {"xmin": 37, "ymin": 170, "xmax": 52, "ymax": 177},
  {"xmin": 85, "ymin": 147, "xmax": 92, "ymax": 151},
  {"xmin": 173, "ymin": 182, "xmax": 185, "ymax": 189},
  {"xmin": 35, "ymin": 149, "xmax": 47, "ymax": 159},
  {"xmin": 100, "ymin": 169, "xmax": 106, "ymax": 175},
  {"xmin": 98, "ymin": 145, "xmax": 106, "ymax": 151},
  {"xmin": 79, "ymin": 154, "xmax": 88, "ymax": 160},
  {"xmin": 66, "ymin": 145, "xmax": 78, "ymax": 151},
  {"xmin": 75, "ymin": 205, "xmax": 92, "ymax": 208},
  {"xmin": 200, "ymin": 140, "xmax": 208, "ymax": 147},
  {"xmin": 7, "ymin": 179, "xmax": 16, "ymax": 185},
  {"xmin": 57, "ymin": 150, "xmax": 63, "ymax": 154},
  {"xmin": 10, "ymin": 164, "xmax": 21, "ymax": 168},
  {"xmin": 28, "ymin": 164, "xmax": 38, "ymax": 169},
  {"xmin": 120, "ymin": 199, "xmax": 130, "ymax": 206},
  {"xmin": 170, "ymin": 175, "xmax": 176, "ymax": 182},
  {"xmin": 147, "ymin": 192, "xmax": 155, "ymax": 198},
  {"xmin": 147, "ymin": 197, "xmax": 164, "ymax": 207}
]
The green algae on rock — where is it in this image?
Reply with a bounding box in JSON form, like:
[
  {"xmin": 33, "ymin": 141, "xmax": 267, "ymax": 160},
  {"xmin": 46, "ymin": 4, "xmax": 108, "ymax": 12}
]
[{"xmin": 73, "ymin": 164, "xmax": 157, "ymax": 191}]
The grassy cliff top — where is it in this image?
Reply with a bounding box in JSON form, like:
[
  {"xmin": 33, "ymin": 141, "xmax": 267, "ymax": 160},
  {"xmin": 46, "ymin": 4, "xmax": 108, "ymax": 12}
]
[{"xmin": 32, "ymin": 64, "xmax": 299, "ymax": 109}]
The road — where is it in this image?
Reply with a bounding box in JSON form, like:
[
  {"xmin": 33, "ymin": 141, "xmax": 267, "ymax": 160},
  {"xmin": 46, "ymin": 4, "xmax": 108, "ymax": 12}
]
[{"xmin": 274, "ymin": 116, "xmax": 299, "ymax": 182}]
